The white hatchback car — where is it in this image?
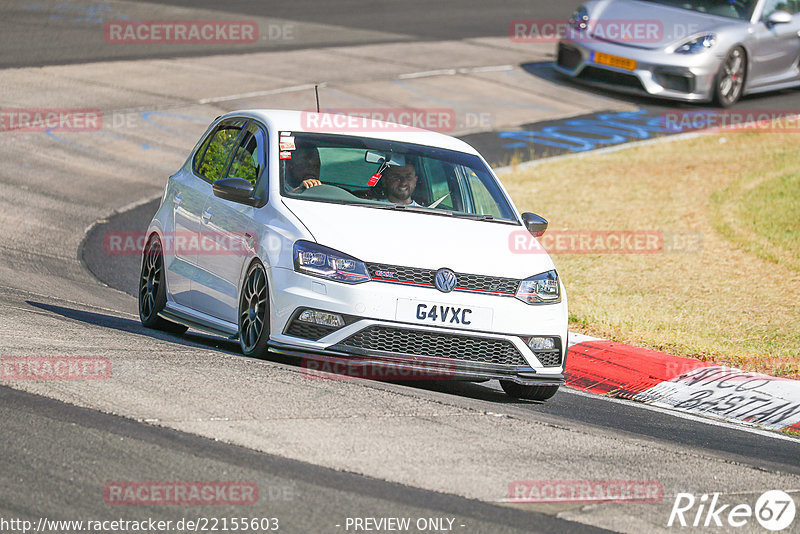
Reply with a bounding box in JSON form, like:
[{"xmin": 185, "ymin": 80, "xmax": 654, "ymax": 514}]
[{"xmin": 140, "ymin": 110, "xmax": 568, "ymax": 400}]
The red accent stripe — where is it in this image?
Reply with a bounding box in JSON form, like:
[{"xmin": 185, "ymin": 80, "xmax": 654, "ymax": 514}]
[
  {"xmin": 372, "ymin": 277, "xmax": 435, "ymax": 288},
  {"xmin": 454, "ymin": 286, "xmax": 516, "ymax": 296},
  {"xmin": 338, "ymin": 271, "xmax": 370, "ymax": 279},
  {"xmin": 372, "ymin": 278, "xmax": 513, "ymax": 296},
  {"xmin": 566, "ymin": 341, "xmax": 712, "ymax": 398}
]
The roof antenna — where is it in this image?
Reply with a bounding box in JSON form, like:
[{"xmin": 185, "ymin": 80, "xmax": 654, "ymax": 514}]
[{"xmin": 314, "ymin": 84, "xmax": 320, "ymax": 113}]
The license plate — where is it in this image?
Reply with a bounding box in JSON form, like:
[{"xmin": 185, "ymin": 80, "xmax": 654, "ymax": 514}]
[
  {"xmin": 592, "ymin": 51, "xmax": 636, "ymax": 71},
  {"xmin": 396, "ymin": 299, "xmax": 493, "ymax": 330}
]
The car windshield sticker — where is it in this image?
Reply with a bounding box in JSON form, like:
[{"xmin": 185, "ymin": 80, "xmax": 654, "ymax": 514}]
[
  {"xmin": 279, "ymin": 151, "xmax": 292, "ymax": 160},
  {"xmin": 279, "ymin": 136, "xmax": 296, "ymax": 151}
]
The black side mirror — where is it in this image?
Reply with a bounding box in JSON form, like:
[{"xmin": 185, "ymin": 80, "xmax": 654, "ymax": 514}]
[
  {"xmin": 521, "ymin": 212, "xmax": 548, "ymax": 237},
  {"xmin": 213, "ymin": 177, "xmax": 259, "ymax": 206}
]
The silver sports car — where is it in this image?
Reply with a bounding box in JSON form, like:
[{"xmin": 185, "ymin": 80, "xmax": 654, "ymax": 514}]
[{"xmin": 555, "ymin": 0, "xmax": 800, "ymax": 106}]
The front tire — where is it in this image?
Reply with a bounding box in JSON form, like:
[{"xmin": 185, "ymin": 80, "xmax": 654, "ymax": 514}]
[
  {"xmin": 714, "ymin": 46, "xmax": 746, "ymax": 107},
  {"xmin": 238, "ymin": 261, "xmax": 270, "ymax": 357},
  {"xmin": 500, "ymin": 380, "xmax": 559, "ymax": 401},
  {"xmin": 139, "ymin": 236, "xmax": 188, "ymax": 334}
]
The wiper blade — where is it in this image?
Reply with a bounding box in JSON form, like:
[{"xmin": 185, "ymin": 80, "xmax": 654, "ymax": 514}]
[
  {"xmin": 394, "ymin": 205, "xmax": 453, "ymax": 215},
  {"xmin": 367, "ymin": 204, "xmax": 453, "ymax": 216},
  {"xmin": 453, "ymin": 213, "xmax": 494, "ymax": 220}
]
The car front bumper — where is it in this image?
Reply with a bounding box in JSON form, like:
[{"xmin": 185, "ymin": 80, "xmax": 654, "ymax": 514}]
[
  {"xmin": 266, "ymin": 267, "xmax": 568, "ymax": 386},
  {"xmin": 554, "ymin": 39, "xmax": 723, "ymax": 103}
]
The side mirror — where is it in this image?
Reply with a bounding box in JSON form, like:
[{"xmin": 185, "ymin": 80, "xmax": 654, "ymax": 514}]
[
  {"xmin": 213, "ymin": 177, "xmax": 258, "ymax": 206},
  {"xmin": 767, "ymin": 10, "xmax": 792, "ymax": 25},
  {"xmin": 521, "ymin": 212, "xmax": 548, "ymax": 238}
]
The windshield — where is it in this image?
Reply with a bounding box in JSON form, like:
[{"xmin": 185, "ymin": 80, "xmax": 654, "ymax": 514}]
[
  {"xmin": 279, "ymin": 132, "xmax": 518, "ymax": 223},
  {"xmin": 638, "ymin": 0, "xmax": 758, "ymax": 20}
]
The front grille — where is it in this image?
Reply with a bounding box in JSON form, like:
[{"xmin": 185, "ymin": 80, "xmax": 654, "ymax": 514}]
[
  {"xmin": 338, "ymin": 326, "xmax": 529, "ymax": 367},
  {"xmin": 579, "ymin": 66, "xmax": 645, "ymax": 91},
  {"xmin": 557, "ymin": 43, "xmax": 582, "ymax": 71},
  {"xmin": 366, "ymin": 263, "xmax": 519, "ymax": 296},
  {"xmin": 535, "ymin": 350, "xmax": 562, "ymax": 367}
]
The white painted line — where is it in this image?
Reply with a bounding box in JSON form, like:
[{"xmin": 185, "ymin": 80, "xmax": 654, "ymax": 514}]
[
  {"xmin": 634, "ymin": 366, "xmax": 800, "ymax": 431},
  {"xmin": 398, "ymin": 69, "xmax": 458, "ymax": 79},
  {"xmin": 564, "ymin": 333, "xmax": 800, "ymax": 432},
  {"xmin": 398, "ymin": 64, "xmax": 513, "ymax": 80},
  {"xmin": 563, "ymin": 387, "xmax": 800, "ymax": 443},
  {"xmin": 465, "ymin": 64, "xmax": 514, "ymax": 73},
  {"xmin": 198, "ymin": 83, "xmax": 325, "ymax": 104}
]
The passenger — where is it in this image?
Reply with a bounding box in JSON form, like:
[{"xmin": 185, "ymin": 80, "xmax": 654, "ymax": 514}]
[
  {"xmin": 381, "ymin": 163, "xmax": 420, "ymax": 206},
  {"xmin": 285, "ymin": 143, "xmax": 322, "ymax": 191}
]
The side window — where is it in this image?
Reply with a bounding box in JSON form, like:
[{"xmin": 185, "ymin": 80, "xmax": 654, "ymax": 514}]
[
  {"xmin": 466, "ymin": 169, "xmax": 503, "ymax": 218},
  {"xmin": 195, "ymin": 123, "xmax": 244, "ymax": 182},
  {"xmin": 193, "ymin": 132, "xmax": 213, "ymax": 172},
  {"xmin": 227, "ymin": 124, "xmax": 264, "ymax": 185},
  {"xmin": 423, "ymin": 159, "xmax": 454, "ymax": 209}
]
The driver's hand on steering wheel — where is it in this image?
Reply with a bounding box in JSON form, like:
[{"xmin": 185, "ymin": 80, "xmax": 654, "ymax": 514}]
[{"xmin": 301, "ymin": 178, "xmax": 322, "ymax": 189}]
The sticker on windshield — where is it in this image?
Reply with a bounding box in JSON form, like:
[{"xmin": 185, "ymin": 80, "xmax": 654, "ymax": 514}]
[
  {"xmin": 279, "ymin": 151, "xmax": 292, "ymax": 160},
  {"xmin": 279, "ymin": 136, "xmax": 296, "ymax": 151},
  {"xmin": 367, "ymin": 173, "xmax": 382, "ymax": 187}
]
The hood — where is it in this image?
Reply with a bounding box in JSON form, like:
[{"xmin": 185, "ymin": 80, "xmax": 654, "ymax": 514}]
[
  {"xmin": 588, "ymin": 0, "xmax": 739, "ymax": 49},
  {"xmin": 282, "ymin": 199, "xmax": 556, "ymax": 280}
]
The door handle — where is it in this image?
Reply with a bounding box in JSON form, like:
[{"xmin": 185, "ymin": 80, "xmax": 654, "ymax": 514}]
[
  {"xmin": 201, "ymin": 209, "xmax": 212, "ymax": 223},
  {"xmin": 173, "ymin": 192, "xmax": 182, "ymax": 206}
]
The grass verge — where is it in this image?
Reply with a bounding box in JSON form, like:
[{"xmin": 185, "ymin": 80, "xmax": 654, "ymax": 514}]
[{"xmin": 500, "ymin": 131, "xmax": 800, "ymax": 377}]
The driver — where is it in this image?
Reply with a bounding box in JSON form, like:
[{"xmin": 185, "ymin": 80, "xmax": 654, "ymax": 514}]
[
  {"xmin": 381, "ymin": 162, "xmax": 420, "ymax": 205},
  {"xmin": 285, "ymin": 143, "xmax": 322, "ymax": 191}
]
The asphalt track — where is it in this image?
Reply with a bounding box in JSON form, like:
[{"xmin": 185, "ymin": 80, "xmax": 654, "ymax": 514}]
[
  {"xmin": 1, "ymin": 385, "xmax": 603, "ymax": 534},
  {"xmin": 3, "ymin": 1, "xmax": 800, "ymax": 533},
  {"xmin": 82, "ymin": 178, "xmax": 800, "ymax": 479},
  {"xmin": 0, "ymin": 0, "xmax": 567, "ymax": 67}
]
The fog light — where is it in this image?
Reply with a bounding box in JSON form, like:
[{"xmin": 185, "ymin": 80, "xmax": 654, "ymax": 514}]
[
  {"xmin": 527, "ymin": 337, "xmax": 556, "ymax": 351},
  {"xmin": 298, "ymin": 310, "xmax": 344, "ymax": 328}
]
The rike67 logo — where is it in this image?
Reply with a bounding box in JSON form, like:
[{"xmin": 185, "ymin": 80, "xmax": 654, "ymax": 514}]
[{"xmin": 668, "ymin": 490, "xmax": 796, "ymax": 531}]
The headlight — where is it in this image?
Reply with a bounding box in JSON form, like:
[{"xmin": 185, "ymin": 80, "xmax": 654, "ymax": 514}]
[
  {"xmin": 293, "ymin": 240, "xmax": 370, "ymax": 284},
  {"xmin": 569, "ymin": 6, "xmax": 590, "ymax": 32},
  {"xmin": 515, "ymin": 270, "xmax": 561, "ymax": 305},
  {"xmin": 674, "ymin": 34, "xmax": 716, "ymax": 54}
]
